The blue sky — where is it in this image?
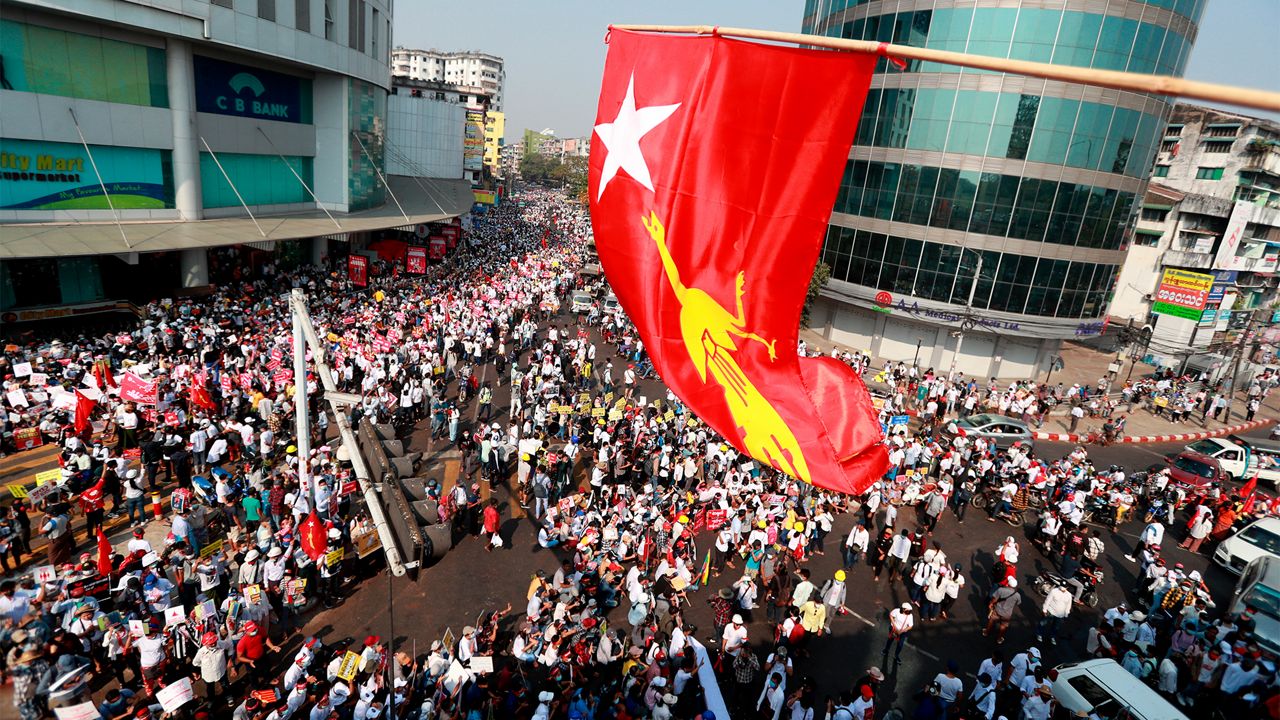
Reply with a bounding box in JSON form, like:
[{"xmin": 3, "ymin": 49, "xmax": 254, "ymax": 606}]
[{"xmin": 394, "ymin": 0, "xmax": 1280, "ymax": 138}]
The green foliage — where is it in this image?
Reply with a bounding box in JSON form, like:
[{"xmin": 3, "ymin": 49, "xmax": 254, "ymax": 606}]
[
  {"xmin": 802, "ymin": 262, "xmax": 831, "ymax": 327},
  {"xmin": 521, "ymin": 154, "xmax": 588, "ymax": 199}
]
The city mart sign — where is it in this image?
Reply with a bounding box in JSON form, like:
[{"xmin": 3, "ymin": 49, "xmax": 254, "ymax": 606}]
[{"xmin": 194, "ymin": 56, "xmax": 309, "ymax": 124}]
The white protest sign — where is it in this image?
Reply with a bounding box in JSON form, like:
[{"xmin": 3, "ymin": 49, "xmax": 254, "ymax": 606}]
[
  {"xmin": 12, "ymin": 362, "xmax": 32, "ymax": 377},
  {"xmin": 164, "ymin": 605, "xmax": 186, "ymax": 627},
  {"xmin": 53, "ymin": 702, "xmax": 101, "ymax": 720},
  {"xmin": 156, "ymin": 677, "xmax": 194, "ymax": 712}
]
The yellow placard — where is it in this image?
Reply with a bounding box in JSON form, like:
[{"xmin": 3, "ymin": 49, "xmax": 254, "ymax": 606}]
[
  {"xmin": 325, "ymin": 548, "xmax": 344, "ymax": 567},
  {"xmin": 608, "ymin": 409, "xmax": 624, "ymax": 421},
  {"xmin": 244, "ymin": 584, "xmax": 263, "ymax": 604},
  {"xmin": 614, "ymin": 398, "xmax": 626, "ymax": 409},
  {"xmin": 653, "ymin": 398, "xmax": 662, "ymax": 408},
  {"xmin": 337, "ymin": 650, "xmax": 361, "ymax": 681},
  {"xmin": 604, "ymin": 392, "xmax": 614, "ymax": 404},
  {"xmin": 592, "ymin": 408, "xmax": 606, "ymax": 418},
  {"xmin": 199, "ymin": 539, "xmax": 223, "ymax": 558},
  {"xmin": 7, "ymin": 484, "xmax": 28, "ymax": 499},
  {"xmin": 579, "ymin": 392, "xmax": 590, "ymax": 403},
  {"xmin": 34, "ymin": 469, "xmax": 60, "ymax": 486},
  {"xmin": 664, "ymin": 410, "xmax": 676, "ymax": 422}
]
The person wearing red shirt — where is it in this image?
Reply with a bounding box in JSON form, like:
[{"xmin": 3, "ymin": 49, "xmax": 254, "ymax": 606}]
[
  {"xmin": 483, "ymin": 499, "xmax": 502, "ymax": 552},
  {"xmin": 78, "ymin": 475, "xmax": 107, "ymax": 538},
  {"xmin": 234, "ymin": 621, "xmax": 279, "ymax": 683}
]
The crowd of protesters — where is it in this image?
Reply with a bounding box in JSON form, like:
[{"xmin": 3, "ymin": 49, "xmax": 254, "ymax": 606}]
[{"xmin": 0, "ymin": 185, "xmax": 1279, "ymax": 720}]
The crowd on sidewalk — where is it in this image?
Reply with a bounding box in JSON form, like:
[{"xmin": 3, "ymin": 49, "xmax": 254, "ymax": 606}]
[{"xmin": 0, "ymin": 185, "xmax": 1279, "ymax": 720}]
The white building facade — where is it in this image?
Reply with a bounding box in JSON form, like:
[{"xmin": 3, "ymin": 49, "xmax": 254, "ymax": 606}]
[
  {"xmin": 391, "ymin": 48, "xmax": 504, "ymax": 112},
  {"xmin": 1110, "ymin": 104, "xmax": 1280, "ymax": 369}
]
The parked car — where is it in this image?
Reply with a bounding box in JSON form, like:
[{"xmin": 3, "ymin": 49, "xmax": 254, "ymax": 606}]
[
  {"xmin": 1183, "ymin": 435, "xmax": 1280, "ymax": 485},
  {"xmin": 1165, "ymin": 451, "xmax": 1226, "ymax": 489},
  {"xmin": 1052, "ymin": 659, "xmax": 1187, "ymax": 720},
  {"xmin": 571, "ymin": 292, "xmax": 593, "ymax": 314},
  {"xmin": 1227, "ymin": 555, "xmax": 1280, "ymax": 658},
  {"xmin": 603, "ymin": 294, "xmax": 621, "ymax": 315},
  {"xmin": 1214, "ymin": 516, "xmax": 1280, "ymax": 574},
  {"xmin": 942, "ymin": 413, "xmax": 1034, "ymax": 449}
]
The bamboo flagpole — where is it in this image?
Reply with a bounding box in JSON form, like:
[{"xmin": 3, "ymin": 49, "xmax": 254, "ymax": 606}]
[{"xmin": 610, "ymin": 24, "xmax": 1280, "ymax": 113}]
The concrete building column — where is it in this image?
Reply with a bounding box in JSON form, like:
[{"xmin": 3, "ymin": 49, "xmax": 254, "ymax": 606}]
[
  {"xmin": 167, "ymin": 38, "xmax": 202, "ymax": 221},
  {"xmin": 310, "ymin": 237, "xmax": 329, "ymax": 267},
  {"xmin": 180, "ymin": 248, "xmax": 208, "ymax": 287}
]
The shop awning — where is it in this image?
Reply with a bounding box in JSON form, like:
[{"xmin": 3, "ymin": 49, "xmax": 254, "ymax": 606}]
[
  {"xmin": 1142, "ymin": 203, "xmax": 1173, "ymax": 211},
  {"xmin": 0, "ymin": 176, "xmax": 475, "ymax": 259},
  {"xmin": 1135, "ymin": 228, "xmax": 1164, "ymax": 236}
]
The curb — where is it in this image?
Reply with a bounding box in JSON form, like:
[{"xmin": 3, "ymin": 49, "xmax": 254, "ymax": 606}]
[{"xmin": 1032, "ymin": 419, "xmax": 1276, "ymax": 445}]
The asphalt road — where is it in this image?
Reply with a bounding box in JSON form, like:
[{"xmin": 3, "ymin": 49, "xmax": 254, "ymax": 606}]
[{"xmin": 288, "ymin": 317, "xmax": 1262, "ymax": 714}]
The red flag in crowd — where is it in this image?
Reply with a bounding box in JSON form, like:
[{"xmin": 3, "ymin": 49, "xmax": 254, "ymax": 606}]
[
  {"xmin": 96, "ymin": 528, "xmax": 113, "ymax": 576},
  {"xmin": 299, "ymin": 511, "xmax": 328, "ymax": 562},
  {"xmin": 588, "ymin": 29, "xmax": 888, "ymax": 495},
  {"xmin": 190, "ymin": 382, "xmax": 217, "ymax": 412},
  {"xmin": 73, "ymin": 391, "xmax": 96, "ymax": 434},
  {"xmin": 1241, "ymin": 475, "xmax": 1259, "ymax": 513}
]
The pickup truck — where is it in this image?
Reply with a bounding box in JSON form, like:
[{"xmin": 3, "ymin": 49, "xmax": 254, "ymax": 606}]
[{"xmin": 1182, "ymin": 435, "xmax": 1280, "ymax": 486}]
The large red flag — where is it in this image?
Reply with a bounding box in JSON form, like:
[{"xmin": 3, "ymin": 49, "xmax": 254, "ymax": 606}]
[
  {"xmin": 588, "ymin": 29, "xmax": 889, "ymax": 495},
  {"xmin": 73, "ymin": 391, "xmax": 96, "ymax": 434}
]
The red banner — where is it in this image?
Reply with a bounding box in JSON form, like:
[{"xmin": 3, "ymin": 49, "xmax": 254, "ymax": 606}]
[
  {"xmin": 440, "ymin": 226, "xmax": 460, "ymax": 249},
  {"xmin": 588, "ymin": 30, "xmax": 888, "ymax": 495},
  {"xmin": 118, "ymin": 372, "xmax": 158, "ymax": 405},
  {"xmin": 13, "ymin": 427, "xmax": 42, "ymax": 451},
  {"xmin": 428, "ymin": 237, "xmax": 447, "ymax": 260},
  {"xmin": 348, "ymin": 254, "xmax": 369, "ymax": 287},
  {"xmin": 406, "ymin": 246, "xmax": 427, "ymax": 274}
]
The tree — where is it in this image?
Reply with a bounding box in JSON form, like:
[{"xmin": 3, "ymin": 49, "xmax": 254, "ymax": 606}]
[{"xmin": 802, "ymin": 262, "xmax": 831, "ymax": 327}]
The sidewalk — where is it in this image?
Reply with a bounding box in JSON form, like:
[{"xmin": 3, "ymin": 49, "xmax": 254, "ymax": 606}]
[{"xmin": 799, "ymin": 328, "xmax": 1280, "ymax": 445}]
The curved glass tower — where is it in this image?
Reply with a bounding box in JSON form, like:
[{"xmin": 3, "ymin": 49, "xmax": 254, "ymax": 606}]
[{"xmin": 801, "ymin": 0, "xmax": 1205, "ymax": 377}]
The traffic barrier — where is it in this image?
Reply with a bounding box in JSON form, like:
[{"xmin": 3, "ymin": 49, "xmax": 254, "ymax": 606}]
[{"xmin": 1031, "ymin": 418, "xmax": 1275, "ymax": 444}]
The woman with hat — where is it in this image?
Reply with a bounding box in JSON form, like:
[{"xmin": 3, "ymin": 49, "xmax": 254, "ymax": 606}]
[{"xmin": 11, "ymin": 642, "xmax": 51, "ymax": 720}]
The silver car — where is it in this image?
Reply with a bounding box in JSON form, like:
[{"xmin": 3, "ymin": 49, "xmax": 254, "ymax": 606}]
[{"xmin": 945, "ymin": 413, "xmax": 1034, "ymax": 449}]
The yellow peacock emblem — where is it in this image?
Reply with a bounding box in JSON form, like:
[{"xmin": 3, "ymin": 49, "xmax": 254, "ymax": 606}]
[{"xmin": 642, "ymin": 210, "xmax": 811, "ymax": 483}]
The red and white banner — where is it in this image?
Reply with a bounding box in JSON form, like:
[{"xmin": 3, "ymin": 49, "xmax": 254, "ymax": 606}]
[
  {"xmin": 348, "ymin": 254, "xmax": 369, "ymax": 287},
  {"xmin": 406, "ymin": 246, "xmax": 427, "ymax": 274},
  {"xmin": 118, "ymin": 372, "xmax": 158, "ymax": 405},
  {"xmin": 428, "ymin": 237, "xmax": 447, "ymax": 260}
]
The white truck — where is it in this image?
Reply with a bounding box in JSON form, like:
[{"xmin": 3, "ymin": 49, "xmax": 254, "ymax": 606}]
[{"xmin": 1182, "ymin": 435, "xmax": 1280, "ymax": 486}]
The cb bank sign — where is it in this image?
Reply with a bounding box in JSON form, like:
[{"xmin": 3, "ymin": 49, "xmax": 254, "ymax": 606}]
[{"xmin": 193, "ymin": 56, "xmax": 310, "ymax": 124}]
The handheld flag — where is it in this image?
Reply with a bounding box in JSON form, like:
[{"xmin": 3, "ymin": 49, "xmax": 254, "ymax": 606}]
[
  {"xmin": 74, "ymin": 391, "xmax": 96, "ymax": 434},
  {"xmin": 96, "ymin": 528, "xmax": 113, "ymax": 576},
  {"xmin": 699, "ymin": 550, "xmax": 711, "ymax": 587},
  {"xmin": 589, "ymin": 29, "xmax": 889, "ymax": 494}
]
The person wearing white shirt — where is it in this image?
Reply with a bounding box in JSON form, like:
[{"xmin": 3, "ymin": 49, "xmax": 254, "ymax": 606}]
[
  {"xmin": 969, "ymin": 673, "xmax": 997, "ymax": 720},
  {"xmin": 844, "ymin": 522, "xmax": 870, "ymax": 569}
]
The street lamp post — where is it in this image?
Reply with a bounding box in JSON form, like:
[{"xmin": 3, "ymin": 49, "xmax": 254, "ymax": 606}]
[
  {"xmin": 949, "ymin": 252, "xmax": 984, "ymax": 381},
  {"xmin": 913, "ymin": 338, "xmax": 922, "ymax": 368}
]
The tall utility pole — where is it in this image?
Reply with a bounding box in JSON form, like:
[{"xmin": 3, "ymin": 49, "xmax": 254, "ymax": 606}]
[
  {"xmin": 949, "ymin": 251, "xmax": 983, "ymax": 381},
  {"xmin": 1224, "ymin": 308, "xmax": 1262, "ymax": 424}
]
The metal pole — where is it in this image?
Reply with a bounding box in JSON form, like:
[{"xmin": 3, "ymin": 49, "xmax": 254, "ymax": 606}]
[
  {"xmin": 200, "ymin": 137, "xmax": 268, "ymax": 237},
  {"xmin": 291, "ymin": 288, "xmax": 313, "ymax": 505},
  {"xmin": 67, "ymin": 108, "xmax": 131, "ymax": 248},
  {"xmin": 290, "ymin": 291, "xmax": 407, "ymax": 575},
  {"xmin": 913, "ymin": 339, "xmax": 922, "ymax": 368},
  {"xmin": 1224, "ymin": 309, "xmax": 1260, "ymax": 424},
  {"xmin": 949, "ymin": 253, "xmax": 983, "ymax": 381}
]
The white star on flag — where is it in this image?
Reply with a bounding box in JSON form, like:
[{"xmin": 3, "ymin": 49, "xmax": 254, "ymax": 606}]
[{"xmin": 593, "ymin": 74, "xmax": 681, "ymax": 201}]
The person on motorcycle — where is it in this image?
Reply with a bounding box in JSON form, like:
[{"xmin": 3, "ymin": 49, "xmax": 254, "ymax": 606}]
[
  {"xmin": 1036, "ymin": 510, "xmax": 1062, "ymax": 556},
  {"xmin": 991, "ymin": 478, "xmax": 1019, "ymax": 522},
  {"xmin": 1066, "ymin": 561, "xmax": 1103, "ymax": 605}
]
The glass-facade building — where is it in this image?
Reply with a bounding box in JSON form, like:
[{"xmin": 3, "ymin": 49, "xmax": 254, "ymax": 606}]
[{"xmin": 802, "ymin": 0, "xmax": 1203, "ymax": 377}]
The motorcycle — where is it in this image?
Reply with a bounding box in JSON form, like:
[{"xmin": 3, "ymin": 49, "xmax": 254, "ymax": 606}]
[{"xmin": 1033, "ymin": 565, "xmax": 1103, "ymax": 608}]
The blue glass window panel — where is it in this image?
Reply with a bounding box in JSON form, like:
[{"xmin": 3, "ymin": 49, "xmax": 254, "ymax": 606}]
[
  {"xmin": 1010, "ymin": 8, "xmax": 1062, "ymax": 63},
  {"xmin": 1027, "ymin": 97, "xmax": 1080, "ymax": 164}
]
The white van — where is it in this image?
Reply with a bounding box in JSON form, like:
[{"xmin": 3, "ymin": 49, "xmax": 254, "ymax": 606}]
[
  {"xmin": 1182, "ymin": 435, "xmax": 1280, "ymax": 485},
  {"xmin": 1230, "ymin": 555, "xmax": 1280, "ymax": 658},
  {"xmin": 1052, "ymin": 659, "xmax": 1187, "ymax": 720}
]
